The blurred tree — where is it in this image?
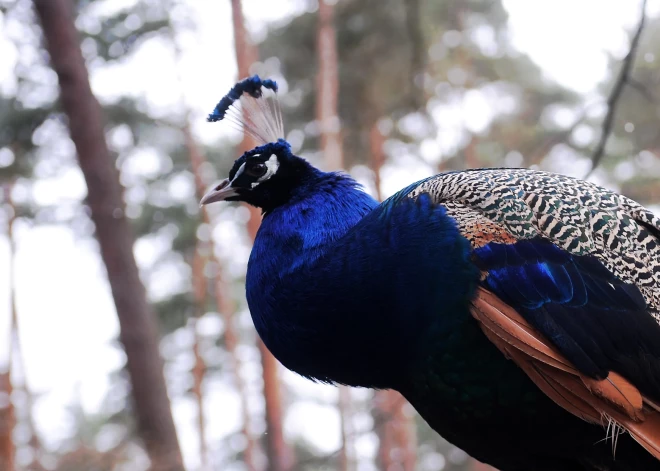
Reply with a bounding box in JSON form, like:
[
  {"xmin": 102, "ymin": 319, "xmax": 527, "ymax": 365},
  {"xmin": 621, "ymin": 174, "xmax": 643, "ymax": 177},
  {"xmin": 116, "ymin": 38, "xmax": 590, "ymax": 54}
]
[
  {"xmin": 183, "ymin": 114, "xmax": 258, "ymax": 469},
  {"xmin": 1, "ymin": 0, "xmax": 272, "ymax": 468},
  {"xmin": 190, "ymin": 244, "xmax": 209, "ymax": 468},
  {"xmin": 317, "ymin": 0, "xmax": 343, "ymax": 171},
  {"xmin": 0, "ymin": 372, "xmax": 13, "ymax": 471},
  {"xmin": 315, "ymin": 3, "xmax": 355, "ymax": 470},
  {"xmin": 373, "ymin": 392, "xmax": 417, "ymax": 471},
  {"xmin": 32, "ymin": 1, "xmax": 184, "ymax": 470},
  {"xmin": 0, "ymin": 183, "xmax": 16, "ymax": 471}
]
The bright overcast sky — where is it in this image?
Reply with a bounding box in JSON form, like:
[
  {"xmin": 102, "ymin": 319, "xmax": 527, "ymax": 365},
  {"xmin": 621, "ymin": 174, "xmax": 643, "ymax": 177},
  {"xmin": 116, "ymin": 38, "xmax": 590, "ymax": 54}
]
[{"xmin": 0, "ymin": 0, "xmax": 657, "ymax": 468}]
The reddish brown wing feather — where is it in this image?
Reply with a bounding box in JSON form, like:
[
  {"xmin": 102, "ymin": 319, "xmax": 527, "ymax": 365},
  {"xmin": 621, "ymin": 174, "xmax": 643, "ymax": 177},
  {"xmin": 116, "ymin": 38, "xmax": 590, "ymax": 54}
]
[{"xmin": 470, "ymin": 287, "xmax": 660, "ymax": 461}]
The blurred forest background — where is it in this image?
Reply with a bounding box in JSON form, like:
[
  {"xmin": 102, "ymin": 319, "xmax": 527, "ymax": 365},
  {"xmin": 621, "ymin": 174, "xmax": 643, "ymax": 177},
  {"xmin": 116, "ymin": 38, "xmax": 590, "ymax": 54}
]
[{"xmin": 1, "ymin": 0, "xmax": 660, "ymax": 470}]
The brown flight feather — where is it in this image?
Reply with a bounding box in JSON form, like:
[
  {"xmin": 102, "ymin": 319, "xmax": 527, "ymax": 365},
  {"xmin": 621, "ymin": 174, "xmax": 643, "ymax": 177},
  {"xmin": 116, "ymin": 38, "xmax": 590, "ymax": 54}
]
[{"xmin": 470, "ymin": 287, "xmax": 660, "ymax": 460}]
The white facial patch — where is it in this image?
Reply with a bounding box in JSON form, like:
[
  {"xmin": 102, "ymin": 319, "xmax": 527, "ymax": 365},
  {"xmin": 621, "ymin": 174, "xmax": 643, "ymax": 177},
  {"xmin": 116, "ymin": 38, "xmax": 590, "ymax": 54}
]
[{"xmin": 251, "ymin": 154, "xmax": 280, "ymax": 188}]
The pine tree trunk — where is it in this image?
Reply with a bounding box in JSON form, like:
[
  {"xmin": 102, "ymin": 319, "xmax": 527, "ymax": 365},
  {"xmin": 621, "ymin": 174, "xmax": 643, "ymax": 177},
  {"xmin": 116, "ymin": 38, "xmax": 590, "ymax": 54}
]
[
  {"xmin": 32, "ymin": 2, "xmax": 183, "ymax": 469},
  {"xmin": 317, "ymin": 0, "xmax": 343, "ymax": 171},
  {"xmin": 230, "ymin": 1, "xmax": 294, "ymax": 470},
  {"xmin": 0, "ymin": 371, "xmax": 13, "ymax": 471},
  {"xmin": 185, "ymin": 126, "xmax": 257, "ymax": 471},
  {"xmin": 258, "ymin": 341, "xmax": 294, "ymax": 471},
  {"xmin": 373, "ymin": 391, "xmax": 417, "ymax": 471},
  {"xmin": 369, "ymin": 124, "xmax": 386, "ymax": 200},
  {"xmin": 337, "ymin": 386, "xmax": 353, "ymax": 471},
  {"xmin": 190, "ymin": 245, "xmax": 209, "ymax": 470}
]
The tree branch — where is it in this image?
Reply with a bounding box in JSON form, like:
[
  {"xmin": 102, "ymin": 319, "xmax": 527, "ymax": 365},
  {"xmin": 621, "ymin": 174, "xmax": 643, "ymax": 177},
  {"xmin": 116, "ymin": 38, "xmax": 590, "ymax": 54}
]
[{"xmin": 586, "ymin": 0, "xmax": 647, "ymax": 177}]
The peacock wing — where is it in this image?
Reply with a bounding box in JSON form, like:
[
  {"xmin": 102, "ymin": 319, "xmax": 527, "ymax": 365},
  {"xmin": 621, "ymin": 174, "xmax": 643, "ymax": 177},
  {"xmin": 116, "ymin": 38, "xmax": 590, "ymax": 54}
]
[{"xmin": 401, "ymin": 168, "xmax": 660, "ymax": 459}]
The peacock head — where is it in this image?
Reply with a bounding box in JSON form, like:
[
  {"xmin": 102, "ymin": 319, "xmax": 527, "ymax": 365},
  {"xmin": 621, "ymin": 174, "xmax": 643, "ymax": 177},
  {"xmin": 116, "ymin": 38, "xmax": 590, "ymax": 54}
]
[
  {"xmin": 200, "ymin": 75, "xmax": 316, "ymax": 212},
  {"xmin": 200, "ymin": 138, "xmax": 316, "ymax": 211}
]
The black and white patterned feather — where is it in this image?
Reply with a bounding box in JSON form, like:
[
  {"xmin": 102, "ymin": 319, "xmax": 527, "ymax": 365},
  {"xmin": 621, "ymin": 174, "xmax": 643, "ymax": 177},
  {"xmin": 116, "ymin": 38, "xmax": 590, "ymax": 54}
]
[{"xmin": 408, "ymin": 168, "xmax": 660, "ymax": 323}]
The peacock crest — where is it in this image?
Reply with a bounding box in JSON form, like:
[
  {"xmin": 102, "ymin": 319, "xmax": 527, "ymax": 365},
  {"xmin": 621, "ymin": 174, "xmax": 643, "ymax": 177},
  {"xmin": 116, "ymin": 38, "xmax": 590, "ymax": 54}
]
[{"xmin": 207, "ymin": 75, "xmax": 284, "ymax": 145}]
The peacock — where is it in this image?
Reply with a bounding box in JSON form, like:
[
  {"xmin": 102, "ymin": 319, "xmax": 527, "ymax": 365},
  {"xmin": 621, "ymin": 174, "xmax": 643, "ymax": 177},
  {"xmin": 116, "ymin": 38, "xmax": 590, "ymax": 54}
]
[{"xmin": 201, "ymin": 76, "xmax": 660, "ymax": 470}]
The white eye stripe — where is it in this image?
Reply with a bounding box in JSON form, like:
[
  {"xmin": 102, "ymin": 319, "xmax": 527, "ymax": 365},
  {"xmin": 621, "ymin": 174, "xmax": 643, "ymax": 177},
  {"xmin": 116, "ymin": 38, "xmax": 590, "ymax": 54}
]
[
  {"xmin": 260, "ymin": 154, "xmax": 279, "ymax": 180},
  {"xmin": 252, "ymin": 154, "xmax": 279, "ymax": 188}
]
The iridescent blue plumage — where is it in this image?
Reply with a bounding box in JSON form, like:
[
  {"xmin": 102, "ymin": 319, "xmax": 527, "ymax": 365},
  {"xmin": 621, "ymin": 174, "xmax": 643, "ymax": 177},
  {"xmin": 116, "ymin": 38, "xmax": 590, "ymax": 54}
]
[
  {"xmin": 249, "ymin": 188, "xmax": 478, "ymax": 388},
  {"xmin": 201, "ymin": 77, "xmax": 660, "ymax": 470},
  {"xmin": 473, "ymin": 237, "xmax": 660, "ymax": 393}
]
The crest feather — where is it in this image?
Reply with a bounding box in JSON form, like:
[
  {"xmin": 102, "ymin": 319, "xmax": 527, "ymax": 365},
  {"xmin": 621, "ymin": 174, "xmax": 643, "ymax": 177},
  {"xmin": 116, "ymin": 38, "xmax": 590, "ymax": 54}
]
[{"xmin": 207, "ymin": 75, "xmax": 284, "ymax": 145}]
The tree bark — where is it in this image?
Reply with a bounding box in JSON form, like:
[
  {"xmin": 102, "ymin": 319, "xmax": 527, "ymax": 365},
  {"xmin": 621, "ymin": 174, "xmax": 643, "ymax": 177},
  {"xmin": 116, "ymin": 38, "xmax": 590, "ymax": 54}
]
[
  {"xmin": 190, "ymin": 246, "xmax": 209, "ymax": 470},
  {"xmin": 32, "ymin": 1, "xmax": 183, "ymax": 469},
  {"xmin": 230, "ymin": 1, "xmax": 294, "ymax": 470},
  {"xmin": 337, "ymin": 386, "xmax": 353, "ymax": 471},
  {"xmin": 372, "ymin": 392, "xmax": 417, "ymax": 471},
  {"xmin": 369, "ymin": 124, "xmax": 386, "ymax": 200},
  {"xmin": 0, "ymin": 371, "xmax": 13, "ymax": 471},
  {"xmin": 317, "ymin": 0, "xmax": 343, "ymax": 171},
  {"xmin": 185, "ymin": 126, "xmax": 258, "ymax": 471},
  {"xmin": 257, "ymin": 340, "xmax": 294, "ymax": 471}
]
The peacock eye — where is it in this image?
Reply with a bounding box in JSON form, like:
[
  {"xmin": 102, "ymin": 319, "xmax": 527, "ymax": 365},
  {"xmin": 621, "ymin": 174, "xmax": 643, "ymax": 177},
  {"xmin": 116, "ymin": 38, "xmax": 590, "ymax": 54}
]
[{"xmin": 245, "ymin": 162, "xmax": 267, "ymax": 178}]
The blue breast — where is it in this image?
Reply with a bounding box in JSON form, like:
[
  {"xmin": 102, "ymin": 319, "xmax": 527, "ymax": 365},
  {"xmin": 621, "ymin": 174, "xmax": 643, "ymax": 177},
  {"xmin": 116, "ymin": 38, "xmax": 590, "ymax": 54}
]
[{"xmin": 246, "ymin": 183, "xmax": 479, "ymax": 388}]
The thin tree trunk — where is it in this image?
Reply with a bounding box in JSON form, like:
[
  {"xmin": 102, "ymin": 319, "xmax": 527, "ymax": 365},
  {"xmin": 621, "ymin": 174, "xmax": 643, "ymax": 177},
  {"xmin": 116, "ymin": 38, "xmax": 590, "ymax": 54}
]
[
  {"xmin": 0, "ymin": 371, "xmax": 13, "ymax": 471},
  {"xmin": 369, "ymin": 124, "xmax": 386, "ymax": 199},
  {"xmin": 212, "ymin": 277, "xmax": 259, "ymax": 471},
  {"xmin": 369, "ymin": 123, "xmax": 417, "ymax": 471},
  {"xmin": 32, "ymin": 2, "xmax": 183, "ymax": 469},
  {"xmin": 0, "ymin": 184, "xmax": 16, "ymax": 471},
  {"xmin": 464, "ymin": 135, "xmax": 479, "ymax": 169},
  {"xmin": 257, "ymin": 341, "xmax": 294, "ymax": 471},
  {"xmin": 337, "ymin": 386, "xmax": 353, "ymax": 471},
  {"xmin": 190, "ymin": 245, "xmax": 209, "ymax": 470},
  {"xmin": 316, "ymin": 5, "xmax": 353, "ymax": 469},
  {"xmin": 403, "ymin": 0, "xmax": 425, "ymax": 108},
  {"xmin": 372, "ymin": 392, "xmax": 417, "ymax": 471},
  {"xmin": 230, "ymin": 2, "xmax": 294, "ymax": 470},
  {"xmin": 317, "ymin": 0, "xmax": 343, "ymax": 171},
  {"xmin": 185, "ymin": 126, "xmax": 258, "ymax": 471},
  {"xmin": 171, "ymin": 9, "xmax": 257, "ymax": 461}
]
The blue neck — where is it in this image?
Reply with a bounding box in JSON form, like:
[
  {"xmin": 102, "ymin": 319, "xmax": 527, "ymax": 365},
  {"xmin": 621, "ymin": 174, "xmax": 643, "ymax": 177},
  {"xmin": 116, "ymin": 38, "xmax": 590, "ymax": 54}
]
[
  {"xmin": 250, "ymin": 170, "xmax": 378, "ymax": 278},
  {"xmin": 246, "ymin": 171, "xmax": 477, "ymax": 388}
]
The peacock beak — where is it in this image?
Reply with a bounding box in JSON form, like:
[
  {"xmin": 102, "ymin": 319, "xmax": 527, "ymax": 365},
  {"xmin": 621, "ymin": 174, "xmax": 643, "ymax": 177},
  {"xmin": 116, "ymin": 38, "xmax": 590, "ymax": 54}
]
[{"xmin": 200, "ymin": 178, "xmax": 238, "ymax": 205}]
